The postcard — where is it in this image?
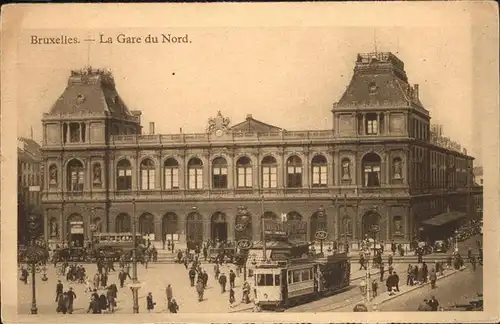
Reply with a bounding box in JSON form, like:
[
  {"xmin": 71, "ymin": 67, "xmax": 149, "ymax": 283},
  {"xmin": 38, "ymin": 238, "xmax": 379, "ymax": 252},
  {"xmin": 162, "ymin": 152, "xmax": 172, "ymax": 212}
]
[{"xmin": 1, "ymin": 2, "xmax": 498, "ymax": 323}]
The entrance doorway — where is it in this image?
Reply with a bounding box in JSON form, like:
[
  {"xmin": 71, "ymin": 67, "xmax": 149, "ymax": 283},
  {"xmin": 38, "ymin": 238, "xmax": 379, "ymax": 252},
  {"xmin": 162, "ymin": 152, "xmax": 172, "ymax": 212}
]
[
  {"xmin": 67, "ymin": 213, "xmax": 85, "ymax": 247},
  {"xmin": 362, "ymin": 211, "xmax": 381, "ymax": 240},
  {"xmin": 186, "ymin": 212, "xmax": 203, "ymax": 244},
  {"xmin": 211, "ymin": 212, "xmax": 228, "ymax": 242}
]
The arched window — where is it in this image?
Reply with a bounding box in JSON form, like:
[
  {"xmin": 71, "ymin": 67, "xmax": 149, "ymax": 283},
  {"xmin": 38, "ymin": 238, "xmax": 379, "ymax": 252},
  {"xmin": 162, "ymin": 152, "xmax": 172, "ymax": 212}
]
[
  {"xmin": 139, "ymin": 213, "xmax": 154, "ymax": 235},
  {"xmin": 212, "ymin": 157, "xmax": 228, "ymax": 189},
  {"xmin": 362, "ymin": 153, "xmax": 381, "ymax": 187},
  {"xmin": 188, "ymin": 158, "xmax": 203, "ymax": 189},
  {"xmin": 140, "ymin": 159, "xmax": 155, "ymax": 190},
  {"xmin": 67, "ymin": 159, "xmax": 84, "ymax": 192},
  {"xmin": 164, "ymin": 158, "xmax": 179, "ymax": 189},
  {"xmin": 117, "ymin": 159, "xmax": 132, "ymax": 190},
  {"xmin": 261, "ymin": 156, "xmax": 277, "ymax": 188},
  {"xmin": 311, "ymin": 155, "xmax": 328, "ymax": 187},
  {"xmin": 287, "ymin": 155, "xmax": 302, "ymax": 188},
  {"xmin": 237, "ymin": 156, "xmax": 252, "ymax": 188}
]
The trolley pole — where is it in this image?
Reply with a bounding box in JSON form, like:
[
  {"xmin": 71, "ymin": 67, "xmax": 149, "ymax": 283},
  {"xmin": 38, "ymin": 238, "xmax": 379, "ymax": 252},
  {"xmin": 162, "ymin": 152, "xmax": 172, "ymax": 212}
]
[{"xmin": 261, "ymin": 195, "xmax": 266, "ymax": 261}]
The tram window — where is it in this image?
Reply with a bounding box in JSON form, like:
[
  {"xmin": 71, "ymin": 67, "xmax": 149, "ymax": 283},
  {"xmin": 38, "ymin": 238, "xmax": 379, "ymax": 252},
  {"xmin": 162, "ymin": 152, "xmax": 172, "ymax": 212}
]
[
  {"xmin": 274, "ymin": 274, "xmax": 280, "ymax": 286},
  {"xmin": 302, "ymin": 269, "xmax": 310, "ymax": 281},
  {"xmin": 292, "ymin": 270, "xmax": 301, "ymax": 283},
  {"xmin": 288, "ymin": 272, "xmax": 292, "ymax": 284},
  {"xmin": 257, "ymin": 274, "xmax": 274, "ymax": 286}
]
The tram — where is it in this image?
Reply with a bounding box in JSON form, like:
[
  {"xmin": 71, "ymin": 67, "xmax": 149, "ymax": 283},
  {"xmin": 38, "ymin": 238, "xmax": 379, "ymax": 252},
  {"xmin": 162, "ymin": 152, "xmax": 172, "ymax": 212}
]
[{"xmin": 253, "ymin": 252, "xmax": 350, "ymax": 310}]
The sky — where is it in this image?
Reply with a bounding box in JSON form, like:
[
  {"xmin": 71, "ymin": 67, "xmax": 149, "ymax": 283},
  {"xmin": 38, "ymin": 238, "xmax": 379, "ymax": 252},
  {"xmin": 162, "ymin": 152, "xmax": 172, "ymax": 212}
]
[{"xmin": 11, "ymin": 3, "xmax": 485, "ymax": 165}]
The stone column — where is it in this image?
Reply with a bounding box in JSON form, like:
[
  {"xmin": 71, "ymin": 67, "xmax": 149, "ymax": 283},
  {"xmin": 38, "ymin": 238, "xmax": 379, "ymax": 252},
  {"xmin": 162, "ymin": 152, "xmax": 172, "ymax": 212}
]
[
  {"xmin": 303, "ymin": 152, "xmax": 309, "ymax": 188},
  {"xmin": 227, "ymin": 155, "xmax": 234, "ymax": 189},
  {"xmin": 385, "ymin": 113, "xmax": 390, "ymax": 135},
  {"xmin": 328, "ymin": 150, "xmax": 335, "ymax": 187},
  {"xmin": 386, "ymin": 209, "xmax": 391, "ymax": 241},
  {"xmin": 376, "ymin": 113, "xmax": 381, "ymax": 134},
  {"xmin": 179, "ymin": 154, "xmax": 186, "ymax": 190},
  {"xmin": 253, "ymin": 155, "xmax": 259, "ymax": 190},
  {"xmin": 204, "ymin": 157, "xmax": 210, "ymax": 190},
  {"xmin": 279, "ymin": 152, "xmax": 285, "ymax": 188},
  {"xmin": 59, "ymin": 206, "xmax": 64, "ymax": 242},
  {"xmin": 154, "ymin": 219, "xmax": 161, "ymax": 241},
  {"xmin": 65, "ymin": 123, "xmax": 70, "ymax": 143},
  {"xmin": 385, "ymin": 152, "xmax": 390, "ymax": 184},
  {"xmin": 362, "ymin": 113, "xmax": 366, "ymax": 135}
]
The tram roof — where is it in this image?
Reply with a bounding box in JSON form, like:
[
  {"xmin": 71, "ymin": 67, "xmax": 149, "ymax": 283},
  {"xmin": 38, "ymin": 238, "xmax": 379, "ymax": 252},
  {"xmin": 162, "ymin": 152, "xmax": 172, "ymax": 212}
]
[{"xmin": 252, "ymin": 239, "xmax": 309, "ymax": 249}]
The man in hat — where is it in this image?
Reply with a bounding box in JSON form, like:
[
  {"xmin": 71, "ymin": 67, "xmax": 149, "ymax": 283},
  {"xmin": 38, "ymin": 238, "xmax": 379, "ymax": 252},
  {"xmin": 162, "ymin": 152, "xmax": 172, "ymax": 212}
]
[
  {"xmin": 66, "ymin": 287, "xmax": 76, "ymax": 314},
  {"xmin": 55, "ymin": 279, "xmax": 64, "ymax": 302},
  {"xmin": 218, "ymin": 272, "xmax": 227, "ymax": 293}
]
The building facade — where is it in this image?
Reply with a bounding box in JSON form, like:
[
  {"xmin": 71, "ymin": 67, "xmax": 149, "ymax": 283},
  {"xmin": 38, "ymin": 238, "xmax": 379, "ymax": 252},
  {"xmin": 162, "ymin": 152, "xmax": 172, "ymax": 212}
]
[
  {"xmin": 41, "ymin": 52, "xmax": 476, "ymax": 249},
  {"xmin": 18, "ymin": 137, "xmax": 43, "ymax": 242}
]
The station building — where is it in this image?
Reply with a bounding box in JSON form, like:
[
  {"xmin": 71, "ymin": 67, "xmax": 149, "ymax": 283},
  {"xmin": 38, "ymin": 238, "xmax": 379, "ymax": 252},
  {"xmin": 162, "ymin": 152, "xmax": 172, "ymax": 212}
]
[{"xmin": 40, "ymin": 52, "xmax": 477, "ymax": 249}]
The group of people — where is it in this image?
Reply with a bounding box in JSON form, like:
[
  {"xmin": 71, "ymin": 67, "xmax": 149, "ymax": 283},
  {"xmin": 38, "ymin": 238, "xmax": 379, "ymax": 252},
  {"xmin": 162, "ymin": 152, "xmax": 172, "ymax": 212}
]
[
  {"xmin": 55, "ymin": 280, "xmax": 77, "ymax": 314},
  {"xmin": 418, "ymin": 296, "xmax": 440, "ymax": 311}
]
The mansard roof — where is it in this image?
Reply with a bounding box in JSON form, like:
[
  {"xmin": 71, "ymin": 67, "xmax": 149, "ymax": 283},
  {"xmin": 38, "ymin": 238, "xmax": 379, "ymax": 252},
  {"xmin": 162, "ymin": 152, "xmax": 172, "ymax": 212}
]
[
  {"xmin": 47, "ymin": 67, "xmax": 134, "ymax": 118},
  {"xmin": 336, "ymin": 52, "xmax": 426, "ymax": 111},
  {"xmin": 230, "ymin": 114, "xmax": 283, "ymax": 133}
]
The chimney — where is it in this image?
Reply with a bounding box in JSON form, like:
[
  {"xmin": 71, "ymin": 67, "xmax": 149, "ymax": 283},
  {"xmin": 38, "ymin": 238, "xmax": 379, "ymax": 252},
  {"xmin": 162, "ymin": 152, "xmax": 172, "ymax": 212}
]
[
  {"xmin": 246, "ymin": 114, "xmax": 252, "ymax": 120},
  {"xmin": 414, "ymin": 84, "xmax": 419, "ymax": 99},
  {"xmin": 149, "ymin": 122, "xmax": 155, "ymax": 135}
]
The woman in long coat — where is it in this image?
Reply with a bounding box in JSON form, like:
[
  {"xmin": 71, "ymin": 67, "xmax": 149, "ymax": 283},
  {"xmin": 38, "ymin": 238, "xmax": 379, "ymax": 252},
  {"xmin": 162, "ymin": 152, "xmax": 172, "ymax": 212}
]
[
  {"xmin": 98, "ymin": 293, "xmax": 108, "ymax": 312},
  {"xmin": 146, "ymin": 292, "xmax": 155, "ymax": 312},
  {"xmin": 196, "ymin": 279, "xmax": 204, "ymax": 301}
]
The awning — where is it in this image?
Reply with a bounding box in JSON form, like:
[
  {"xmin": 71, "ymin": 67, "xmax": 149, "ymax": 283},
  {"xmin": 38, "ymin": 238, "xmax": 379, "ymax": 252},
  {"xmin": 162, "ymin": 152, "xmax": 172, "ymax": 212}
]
[{"xmin": 421, "ymin": 212, "xmax": 467, "ymax": 226}]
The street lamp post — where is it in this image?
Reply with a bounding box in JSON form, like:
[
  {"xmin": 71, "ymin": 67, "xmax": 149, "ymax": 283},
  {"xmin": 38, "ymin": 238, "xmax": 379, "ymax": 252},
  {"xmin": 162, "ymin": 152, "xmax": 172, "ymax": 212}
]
[
  {"xmin": 454, "ymin": 229, "xmax": 459, "ymax": 252},
  {"xmin": 130, "ymin": 198, "xmax": 140, "ymax": 314},
  {"xmin": 260, "ymin": 195, "xmax": 266, "ymax": 261},
  {"xmin": 343, "ymin": 194, "xmax": 349, "ymax": 252},
  {"xmin": 22, "ymin": 214, "xmax": 49, "ymax": 315}
]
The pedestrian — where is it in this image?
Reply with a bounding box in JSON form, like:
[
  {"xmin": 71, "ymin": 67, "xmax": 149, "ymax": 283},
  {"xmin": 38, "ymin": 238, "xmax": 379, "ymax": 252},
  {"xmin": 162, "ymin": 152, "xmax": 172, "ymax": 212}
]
[
  {"xmin": 219, "ymin": 272, "xmax": 227, "ymax": 293},
  {"xmin": 101, "ymin": 271, "xmax": 108, "ymax": 287},
  {"xmin": 66, "ymin": 287, "xmax": 76, "ymax": 314},
  {"xmin": 168, "ymin": 298, "xmax": 179, "ymax": 313},
  {"xmin": 418, "ymin": 299, "xmax": 432, "ymax": 311},
  {"xmin": 388, "ymin": 254, "xmax": 393, "ymax": 267},
  {"xmin": 55, "ymin": 279, "xmax": 63, "ymax": 302},
  {"xmin": 196, "ymin": 279, "xmax": 205, "ymax": 302},
  {"xmin": 166, "ymin": 284, "xmax": 173, "ymax": 307},
  {"xmin": 183, "ymin": 257, "xmax": 189, "ymax": 269},
  {"xmin": 106, "ymin": 287, "xmax": 115, "ymax": 313},
  {"xmin": 428, "ymin": 296, "xmax": 440, "ymax": 311},
  {"xmin": 371, "ymin": 280, "xmax": 378, "ymax": 298},
  {"xmin": 393, "ymin": 271, "xmax": 400, "ymax": 292},
  {"xmin": 189, "ymin": 268, "xmax": 196, "ymax": 287},
  {"xmin": 56, "ymin": 292, "xmax": 66, "ymax": 314},
  {"xmin": 93, "ymin": 272, "xmax": 100, "ymax": 290},
  {"xmin": 203, "ymin": 270, "xmax": 209, "ymax": 289},
  {"xmin": 242, "ymin": 281, "xmax": 251, "ymax": 304},
  {"xmin": 229, "ymin": 287, "xmax": 235, "ymax": 306},
  {"xmin": 171, "ymin": 240, "xmax": 175, "ymax": 253},
  {"xmin": 429, "ymin": 268, "xmax": 437, "ymax": 289},
  {"xmin": 118, "ymin": 270, "xmax": 126, "ymax": 288},
  {"xmin": 359, "ymin": 253, "xmax": 366, "ymax": 270},
  {"xmin": 385, "ymin": 274, "xmax": 393, "ymax": 294},
  {"xmin": 214, "ymin": 263, "xmax": 220, "ymax": 280},
  {"xmin": 162, "ymin": 233, "xmax": 166, "ymax": 250},
  {"xmin": 229, "ymin": 269, "xmax": 236, "ymax": 289},
  {"xmin": 203, "ymin": 245, "xmax": 208, "ymax": 261},
  {"xmin": 359, "ymin": 278, "xmax": 367, "ymax": 295},
  {"xmin": 87, "ymin": 295, "xmax": 101, "ymax": 314},
  {"xmin": 470, "ymin": 256, "xmax": 477, "ymax": 271},
  {"xmin": 422, "ymin": 262, "xmax": 428, "ymax": 283},
  {"xmin": 379, "ymin": 263, "xmax": 385, "ymax": 282},
  {"xmin": 99, "ymin": 292, "xmax": 108, "ymax": 313},
  {"xmin": 407, "ymin": 264, "xmax": 413, "ymax": 286},
  {"xmin": 146, "ymin": 292, "xmax": 155, "ymax": 312},
  {"xmin": 91, "ymin": 289, "xmax": 99, "ymax": 302}
]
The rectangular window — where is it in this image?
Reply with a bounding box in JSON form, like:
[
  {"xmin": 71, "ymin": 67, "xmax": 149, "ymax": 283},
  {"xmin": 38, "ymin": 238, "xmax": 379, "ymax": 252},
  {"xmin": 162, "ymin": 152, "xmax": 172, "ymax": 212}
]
[
  {"xmin": 148, "ymin": 169, "xmax": 155, "ymax": 189},
  {"xmin": 312, "ymin": 166, "xmax": 327, "ymax": 186},
  {"xmin": 189, "ymin": 168, "xmax": 196, "ymax": 189},
  {"xmin": 141, "ymin": 170, "xmax": 148, "ymax": 190},
  {"xmin": 196, "ymin": 169, "xmax": 203, "ymax": 189},
  {"xmin": 263, "ymin": 166, "xmax": 277, "ymax": 188},
  {"xmin": 246, "ymin": 168, "xmax": 252, "ymax": 187},
  {"xmin": 367, "ymin": 120, "xmax": 378, "ymax": 134},
  {"xmin": 302, "ymin": 269, "xmax": 310, "ymax": 281},
  {"xmin": 213, "ymin": 167, "xmax": 227, "ymax": 188},
  {"xmin": 165, "ymin": 168, "xmax": 179, "ymax": 189}
]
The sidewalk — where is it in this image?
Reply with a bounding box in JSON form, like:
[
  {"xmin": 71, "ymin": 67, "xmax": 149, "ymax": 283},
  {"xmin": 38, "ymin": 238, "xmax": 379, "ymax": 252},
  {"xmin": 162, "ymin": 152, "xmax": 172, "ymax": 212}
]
[{"xmin": 328, "ymin": 266, "xmax": 463, "ymax": 312}]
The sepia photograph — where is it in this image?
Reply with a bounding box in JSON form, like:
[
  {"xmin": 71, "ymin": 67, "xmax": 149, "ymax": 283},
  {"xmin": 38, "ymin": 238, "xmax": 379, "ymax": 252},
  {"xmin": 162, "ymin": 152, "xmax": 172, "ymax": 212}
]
[{"xmin": 1, "ymin": 2, "xmax": 498, "ymax": 323}]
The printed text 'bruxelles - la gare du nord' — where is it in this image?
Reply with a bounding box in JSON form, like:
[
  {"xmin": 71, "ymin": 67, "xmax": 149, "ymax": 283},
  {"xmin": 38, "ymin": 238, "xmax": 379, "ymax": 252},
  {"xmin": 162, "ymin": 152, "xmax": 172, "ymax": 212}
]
[{"xmin": 30, "ymin": 33, "xmax": 191, "ymax": 45}]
